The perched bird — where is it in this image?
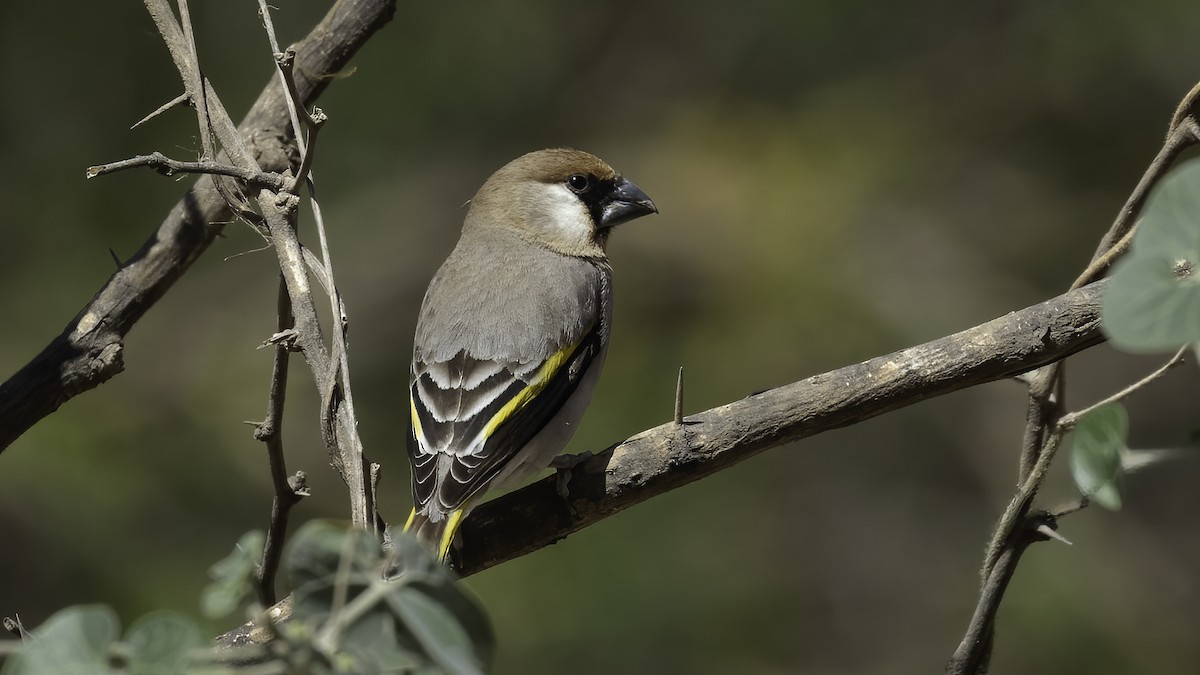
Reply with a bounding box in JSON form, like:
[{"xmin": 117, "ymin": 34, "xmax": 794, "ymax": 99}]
[{"xmin": 404, "ymin": 148, "xmax": 657, "ymax": 563}]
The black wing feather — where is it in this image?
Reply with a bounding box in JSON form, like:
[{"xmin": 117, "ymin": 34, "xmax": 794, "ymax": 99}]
[{"xmin": 407, "ymin": 324, "xmax": 602, "ymax": 513}]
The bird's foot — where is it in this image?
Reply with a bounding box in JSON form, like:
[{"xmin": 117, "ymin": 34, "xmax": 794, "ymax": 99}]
[{"xmin": 550, "ymin": 451, "xmax": 594, "ymax": 500}]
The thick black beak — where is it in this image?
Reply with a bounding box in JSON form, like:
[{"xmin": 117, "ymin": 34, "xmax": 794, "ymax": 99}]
[{"xmin": 598, "ymin": 176, "xmax": 657, "ymax": 229}]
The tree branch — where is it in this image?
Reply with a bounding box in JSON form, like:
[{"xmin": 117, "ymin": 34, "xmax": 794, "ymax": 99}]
[
  {"xmin": 85, "ymin": 152, "xmax": 285, "ymax": 189},
  {"xmin": 255, "ymin": 0, "xmax": 375, "ymax": 532},
  {"xmin": 453, "ymin": 280, "xmax": 1106, "ymax": 575},
  {"xmin": 253, "ymin": 278, "xmax": 309, "ymax": 607},
  {"xmin": 256, "ymin": 188, "xmax": 375, "ymax": 529},
  {"xmin": 0, "ymin": 0, "xmax": 395, "ymax": 453}
]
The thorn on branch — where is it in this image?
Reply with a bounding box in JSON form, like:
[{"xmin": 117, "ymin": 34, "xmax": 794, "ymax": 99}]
[
  {"xmin": 288, "ymin": 470, "xmax": 310, "ymax": 499},
  {"xmin": 1029, "ymin": 509, "xmax": 1076, "ymax": 546},
  {"xmin": 674, "ymin": 366, "xmax": 685, "ymax": 425},
  {"xmin": 260, "ymin": 328, "xmax": 301, "ymax": 351},
  {"xmin": 369, "ymin": 462, "xmax": 386, "ymax": 535},
  {"xmin": 1034, "ymin": 523, "xmax": 1072, "ymax": 546},
  {"xmin": 3, "ymin": 615, "xmax": 27, "ymax": 640},
  {"xmin": 1051, "ymin": 496, "xmax": 1089, "ymax": 518},
  {"xmin": 130, "ymin": 91, "xmax": 191, "ymax": 130},
  {"xmin": 251, "ymin": 419, "xmax": 274, "ymax": 443}
]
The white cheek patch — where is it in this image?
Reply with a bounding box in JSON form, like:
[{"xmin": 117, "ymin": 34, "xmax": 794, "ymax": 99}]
[{"xmin": 536, "ymin": 183, "xmax": 595, "ymax": 246}]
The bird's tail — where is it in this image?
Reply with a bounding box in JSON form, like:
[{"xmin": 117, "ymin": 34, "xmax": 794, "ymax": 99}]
[{"xmin": 404, "ymin": 508, "xmax": 466, "ymax": 563}]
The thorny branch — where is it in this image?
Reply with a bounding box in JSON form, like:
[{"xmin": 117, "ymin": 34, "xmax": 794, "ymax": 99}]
[
  {"xmin": 253, "ymin": 279, "xmax": 310, "ymax": 606},
  {"xmin": 255, "ymin": 0, "xmax": 375, "ymax": 533},
  {"xmin": 946, "ymin": 82, "xmax": 1200, "ymax": 675},
  {"xmin": 0, "ymin": 0, "xmax": 396, "ymax": 452},
  {"xmin": 85, "ymin": 152, "xmax": 285, "ymax": 190},
  {"xmin": 123, "ymin": 0, "xmax": 381, "ymax": 589}
]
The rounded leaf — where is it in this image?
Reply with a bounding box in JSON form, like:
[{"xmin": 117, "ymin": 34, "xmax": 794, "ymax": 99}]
[
  {"xmin": 1068, "ymin": 403, "xmax": 1128, "ymax": 510},
  {"xmin": 1103, "ymin": 158, "xmax": 1200, "ymax": 352},
  {"xmin": 2, "ymin": 605, "xmax": 120, "ymax": 675},
  {"xmin": 201, "ymin": 530, "xmax": 264, "ymax": 619},
  {"xmin": 125, "ymin": 611, "xmax": 203, "ymax": 674}
]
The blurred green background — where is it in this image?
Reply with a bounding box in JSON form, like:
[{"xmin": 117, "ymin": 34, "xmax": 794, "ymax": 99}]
[{"xmin": 3, "ymin": 2, "xmax": 1200, "ymax": 673}]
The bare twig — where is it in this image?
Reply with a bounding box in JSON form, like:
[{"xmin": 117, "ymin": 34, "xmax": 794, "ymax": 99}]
[
  {"xmin": 85, "ymin": 152, "xmax": 285, "ymax": 189},
  {"xmin": 257, "ymin": 1, "xmax": 306, "ymax": 155},
  {"xmin": 981, "ymin": 425, "xmax": 1067, "ymax": 580},
  {"xmin": 254, "ymin": 278, "xmax": 310, "ymax": 606},
  {"xmin": 256, "ymin": 188, "xmax": 373, "ymax": 530},
  {"xmin": 256, "ymin": 0, "xmax": 374, "ymax": 532},
  {"xmin": 1080, "ymin": 102, "xmax": 1200, "ymax": 286},
  {"xmin": 1058, "ymin": 345, "xmax": 1189, "ymax": 430},
  {"xmin": 176, "ymin": 0, "xmax": 214, "ymax": 161},
  {"xmin": 289, "ymin": 105, "xmax": 326, "ymax": 192},
  {"xmin": 1070, "ymin": 226, "xmax": 1135, "ymax": 291},
  {"xmin": 946, "ymin": 540, "xmax": 1024, "ymax": 674},
  {"xmin": 310, "ymin": 192, "xmax": 375, "ymax": 532},
  {"xmin": 271, "ymin": 48, "xmax": 326, "ymax": 192},
  {"xmin": 1015, "ymin": 367, "xmax": 1060, "ymax": 486}
]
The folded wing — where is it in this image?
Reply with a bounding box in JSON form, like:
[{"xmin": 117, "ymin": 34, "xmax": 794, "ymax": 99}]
[{"xmin": 408, "ymin": 321, "xmax": 602, "ymax": 516}]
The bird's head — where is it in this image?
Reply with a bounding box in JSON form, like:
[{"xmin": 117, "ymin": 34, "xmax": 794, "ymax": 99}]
[{"xmin": 465, "ymin": 148, "xmax": 658, "ymax": 258}]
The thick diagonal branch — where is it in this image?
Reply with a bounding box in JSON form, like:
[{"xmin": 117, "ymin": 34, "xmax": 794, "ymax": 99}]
[
  {"xmin": 0, "ymin": 0, "xmax": 395, "ymax": 453},
  {"xmin": 453, "ymin": 280, "xmax": 1106, "ymax": 575}
]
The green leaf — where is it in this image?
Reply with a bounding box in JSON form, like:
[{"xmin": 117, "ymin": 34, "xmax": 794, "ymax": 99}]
[
  {"xmin": 201, "ymin": 530, "xmax": 264, "ymax": 619},
  {"xmin": 287, "ymin": 521, "xmax": 382, "ymax": 592},
  {"xmin": 1103, "ymin": 158, "xmax": 1200, "ymax": 352},
  {"xmin": 1068, "ymin": 403, "xmax": 1129, "ymax": 510},
  {"xmin": 387, "ymin": 589, "xmax": 485, "ymax": 675},
  {"xmin": 332, "ymin": 610, "xmax": 422, "ymax": 674},
  {"xmin": 1, "ymin": 605, "xmax": 120, "ymax": 675},
  {"xmin": 1089, "ymin": 482, "xmax": 1123, "ymax": 511},
  {"xmin": 390, "ymin": 535, "xmax": 494, "ymax": 668},
  {"xmin": 124, "ymin": 612, "xmax": 203, "ymax": 674},
  {"xmin": 284, "ymin": 524, "xmax": 494, "ymax": 674}
]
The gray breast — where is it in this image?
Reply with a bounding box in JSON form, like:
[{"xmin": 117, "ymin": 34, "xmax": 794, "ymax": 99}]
[{"xmin": 413, "ymin": 230, "xmax": 608, "ymax": 364}]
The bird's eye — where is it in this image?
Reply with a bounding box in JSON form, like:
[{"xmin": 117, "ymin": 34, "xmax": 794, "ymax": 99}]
[{"xmin": 567, "ymin": 174, "xmax": 591, "ymax": 193}]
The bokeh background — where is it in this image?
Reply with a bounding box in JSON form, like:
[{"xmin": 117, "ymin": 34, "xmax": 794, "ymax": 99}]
[{"xmin": 3, "ymin": 2, "xmax": 1200, "ymax": 673}]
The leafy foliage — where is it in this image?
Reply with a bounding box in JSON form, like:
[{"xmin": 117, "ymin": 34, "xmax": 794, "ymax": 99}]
[
  {"xmin": 1103, "ymin": 158, "xmax": 1200, "ymax": 352},
  {"xmin": 1, "ymin": 605, "xmax": 121, "ymax": 675},
  {"xmin": 124, "ymin": 612, "xmax": 206, "ymax": 675},
  {"xmin": 287, "ymin": 521, "xmax": 495, "ymax": 675},
  {"xmin": 201, "ymin": 531, "xmax": 265, "ymax": 620},
  {"xmin": 2, "ymin": 524, "xmax": 493, "ymax": 674}
]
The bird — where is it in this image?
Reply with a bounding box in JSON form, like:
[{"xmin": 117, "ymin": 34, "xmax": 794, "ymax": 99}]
[{"xmin": 404, "ymin": 148, "xmax": 657, "ymax": 563}]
